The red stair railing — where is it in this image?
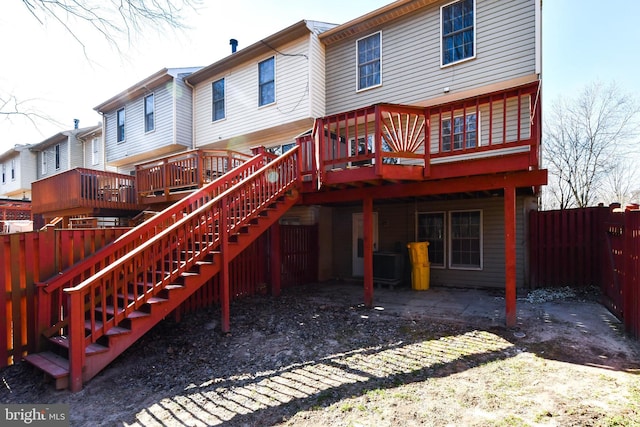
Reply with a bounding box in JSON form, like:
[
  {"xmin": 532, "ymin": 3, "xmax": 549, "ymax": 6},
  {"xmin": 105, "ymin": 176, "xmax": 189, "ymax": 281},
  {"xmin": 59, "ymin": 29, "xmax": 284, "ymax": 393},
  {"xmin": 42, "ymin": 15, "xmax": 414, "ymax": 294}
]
[
  {"xmin": 36, "ymin": 150, "xmax": 268, "ymax": 346},
  {"xmin": 63, "ymin": 148, "xmax": 299, "ymax": 391}
]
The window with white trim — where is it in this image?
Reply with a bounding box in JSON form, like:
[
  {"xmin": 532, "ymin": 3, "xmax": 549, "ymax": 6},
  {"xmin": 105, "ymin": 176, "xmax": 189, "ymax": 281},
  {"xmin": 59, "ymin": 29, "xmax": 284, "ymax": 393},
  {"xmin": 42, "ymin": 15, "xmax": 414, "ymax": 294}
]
[
  {"xmin": 212, "ymin": 78, "xmax": 225, "ymax": 121},
  {"xmin": 117, "ymin": 108, "xmax": 125, "ymax": 142},
  {"xmin": 441, "ymin": 0, "xmax": 475, "ymax": 66},
  {"xmin": 1, "ymin": 164, "xmax": 5, "ymax": 184},
  {"xmin": 442, "ymin": 113, "xmax": 477, "ymax": 151},
  {"xmin": 357, "ymin": 32, "xmax": 381, "ymax": 91},
  {"xmin": 55, "ymin": 144, "xmax": 61, "ymax": 170},
  {"xmin": 449, "ymin": 210, "xmax": 482, "ymax": 269},
  {"xmin": 258, "ymin": 57, "xmax": 275, "ymax": 107},
  {"xmin": 41, "ymin": 152, "xmax": 47, "ymax": 175},
  {"xmin": 417, "ymin": 212, "xmax": 446, "ymax": 267},
  {"xmin": 91, "ymin": 137, "xmax": 99, "ymax": 165},
  {"xmin": 144, "ymin": 94, "xmax": 155, "ymax": 133}
]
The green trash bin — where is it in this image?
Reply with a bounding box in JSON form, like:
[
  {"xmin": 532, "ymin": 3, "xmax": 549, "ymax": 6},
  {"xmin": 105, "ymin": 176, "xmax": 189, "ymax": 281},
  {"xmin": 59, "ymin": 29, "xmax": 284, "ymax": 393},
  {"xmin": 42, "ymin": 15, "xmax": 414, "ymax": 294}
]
[{"xmin": 407, "ymin": 242, "xmax": 430, "ymax": 290}]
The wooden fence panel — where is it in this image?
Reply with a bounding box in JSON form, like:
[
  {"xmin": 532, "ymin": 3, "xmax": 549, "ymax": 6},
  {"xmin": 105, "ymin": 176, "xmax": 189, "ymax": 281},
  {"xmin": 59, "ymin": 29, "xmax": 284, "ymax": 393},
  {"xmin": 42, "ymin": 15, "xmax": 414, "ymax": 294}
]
[
  {"xmin": 624, "ymin": 211, "xmax": 640, "ymax": 339},
  {"xmin": 0, "ymin": 228, "xmax": 128, "ymax": 367},
  {"xmin": 281, "ymin": 225, "xmax": 319, "ymax": 288},
  {"xmin": 529, "ymin": 207, "xmax": 608, "ymax": 288}
]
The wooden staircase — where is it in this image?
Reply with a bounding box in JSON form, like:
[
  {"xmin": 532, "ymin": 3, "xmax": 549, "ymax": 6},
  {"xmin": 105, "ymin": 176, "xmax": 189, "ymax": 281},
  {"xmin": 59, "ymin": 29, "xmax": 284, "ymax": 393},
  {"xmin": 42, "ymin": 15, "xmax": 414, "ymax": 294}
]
[{"xmin": 26, "ymin": 148, "xmax": 300, "ymax": 391}]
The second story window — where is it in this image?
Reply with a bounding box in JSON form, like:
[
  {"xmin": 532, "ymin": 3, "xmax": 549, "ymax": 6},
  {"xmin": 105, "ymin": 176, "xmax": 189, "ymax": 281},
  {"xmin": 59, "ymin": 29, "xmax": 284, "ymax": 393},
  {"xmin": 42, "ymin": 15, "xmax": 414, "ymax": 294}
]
[
  {"xmin": 91, "ymin": 137, "xmax": 99, "ymax": 165},
  {"xmin": 357, "ymin": 32, "xmax": 382, "ymax": 91},
  {"xmin": 212, "ymin": 78, "xmax": 225, "ymax": 121},
  {"xmin": 10, "ymin": 159, "xmax": 15, "ymax": 180},
  {"xmin": 144, "ymin": 94, "xmax": 155, "ymax": 133},
  {"xmin": 55, "ymin": 144, "xmax": 61, "ymax": 170},
  {"xmin": 2, "ymin": 164, "xmax": 6, "ymax": 184},
  {"xmin": 441, "ymin": 0, "xmax": 475, "ymax": 66},
  {"xmin": 258, "ymin": 57, "xmax": 275, "ymax": 107},
  {"xmin": 117, "ymin": 108, "xmax": 125, "ymax": 142},
  {"xmin": 41, "ymin": 152, "xmax": 47, "ymax": 175},
  {"xmin": 441, "ymin": 113, "xmax": 477, "ymax": 151}
]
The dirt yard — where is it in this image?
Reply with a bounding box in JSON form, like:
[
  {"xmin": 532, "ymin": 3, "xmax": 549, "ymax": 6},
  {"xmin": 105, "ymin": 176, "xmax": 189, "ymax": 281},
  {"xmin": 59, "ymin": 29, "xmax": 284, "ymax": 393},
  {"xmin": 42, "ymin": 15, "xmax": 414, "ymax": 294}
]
[{"xmin": 1, "ymin": 283, "xmax": 639, "ymax": 426}]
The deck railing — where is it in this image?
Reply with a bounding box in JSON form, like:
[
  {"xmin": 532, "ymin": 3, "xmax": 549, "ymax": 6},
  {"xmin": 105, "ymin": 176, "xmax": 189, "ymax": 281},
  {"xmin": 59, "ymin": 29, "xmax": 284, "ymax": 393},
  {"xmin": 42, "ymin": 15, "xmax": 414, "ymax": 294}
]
[
  {"xmin": 31, "ymin": 169, "xmax": 138, "ymax": 214},
  {"xmin": 136, "ymin": 149, "xmax": 252, "ymax": 200},
  {"xmin": 36, "ymin": 151, "xmax": 276, "ymax": 346},
  {"xmin": 302, "ymin": 82, "xmax": 540, "ymax": 181}
]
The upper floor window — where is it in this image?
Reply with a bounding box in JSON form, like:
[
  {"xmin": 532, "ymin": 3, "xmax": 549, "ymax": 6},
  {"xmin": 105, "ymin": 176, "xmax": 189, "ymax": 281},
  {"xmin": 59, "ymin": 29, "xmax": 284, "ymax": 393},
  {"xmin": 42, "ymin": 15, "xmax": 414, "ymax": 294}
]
[
  {"xmin": 441, "ymin": 0, "xmax": 475, "ymax": 66},
  {"xmin": 55, "ymin": 144, "xmax": 61, "ymax": 170},
  {"xmin": 258, "ymin": 57, "xmax": 275, "ymax": 107},
  {"xmin": 10, "ymin": 159, "xmax": 15, "ymax": 180},
  {"xmin": 442, "ymin": 113, "xmax": 477, "ymax": 151},
  {"xmin": 91, "ymin": 137, "xmax": 100, "ymax": 165},
  {"xmin": 2, "ymin": 164, "xmax": 6, "ymax": 184},
  {"xmin": 450, "ymin": 210, "xmax": 482, "ymax": 269},
  {"xmin": 144, "ymin": 94, "xmax": 155, "ymax": 133},
  {"xmin": 357, "ymin": 32, "xmax": 382, "ymax": 91},
  {"xmin": 212, "ymin": 78, "xmax": 225, "ymax": 121},
  {"xmin": 41, "ymin": 152, "xmax": 47, "ymax": 175},
  {"xmin": 117, "ymin": 108, "xmax": 125, "ymax": 142}
]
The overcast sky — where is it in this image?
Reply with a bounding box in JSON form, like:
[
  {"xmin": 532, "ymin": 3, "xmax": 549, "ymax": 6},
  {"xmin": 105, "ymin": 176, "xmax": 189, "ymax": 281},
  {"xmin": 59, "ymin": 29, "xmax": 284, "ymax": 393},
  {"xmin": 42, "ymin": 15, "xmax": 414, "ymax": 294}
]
[{"xmin": 1, "ymin": 0, "xmax": 639, "ymax": 154}]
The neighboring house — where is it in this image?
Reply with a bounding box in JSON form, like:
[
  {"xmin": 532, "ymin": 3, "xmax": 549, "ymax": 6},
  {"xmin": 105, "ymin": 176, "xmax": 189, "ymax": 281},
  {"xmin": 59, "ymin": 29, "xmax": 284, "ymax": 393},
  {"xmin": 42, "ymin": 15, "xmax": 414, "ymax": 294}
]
[
  {"xmin": 0, "ymin": 144, "xmax": 37, "ymax": 200},
  {"xmin": 186, "ymin": 20, "xmax": 337, "ymax": 155},
  {"xmin": 94, "ymin": 67, "xmax": 202, "ymax": 174},
  {"xmin": 30, "ymin": 124, "xmax": 99, "ymax": 179},
  {"xmin": 76, "ymin": 124, "xmax": 115, "ymax": 172}
]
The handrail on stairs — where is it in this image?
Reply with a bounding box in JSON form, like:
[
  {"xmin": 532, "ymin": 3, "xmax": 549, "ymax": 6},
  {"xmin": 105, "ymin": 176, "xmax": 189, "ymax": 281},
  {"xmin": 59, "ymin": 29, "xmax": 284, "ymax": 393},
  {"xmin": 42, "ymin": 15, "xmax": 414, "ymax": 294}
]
[{"xmin": 62, "ymin": 147, "xmax": 299, "ymax": 391}]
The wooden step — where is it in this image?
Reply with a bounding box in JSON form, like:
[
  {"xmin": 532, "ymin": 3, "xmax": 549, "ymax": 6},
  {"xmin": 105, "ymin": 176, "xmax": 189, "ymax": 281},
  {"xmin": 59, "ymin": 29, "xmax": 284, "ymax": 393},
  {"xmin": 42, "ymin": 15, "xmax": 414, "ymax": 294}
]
[
  {"xmin": 94, "ymin": 306, "xmax": 151, "ymax": 319},
  {"xmin": 84, "ymin": 320, "xmax": 131, "ymax": 336},
  {"xmin": 49, "ymin": 336, "xmax": 109, "ymax": 355},
  {"xmin": 25, "ymin": 352, "xmax": 69, "ymax": 380}
]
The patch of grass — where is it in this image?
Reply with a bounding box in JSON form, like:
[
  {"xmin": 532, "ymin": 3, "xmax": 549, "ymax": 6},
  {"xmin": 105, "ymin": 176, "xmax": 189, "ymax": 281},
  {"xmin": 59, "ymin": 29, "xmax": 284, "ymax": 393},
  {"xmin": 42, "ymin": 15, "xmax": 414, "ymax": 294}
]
[
  {"xmin": 366, "ymin": 388, "xmax": 386, "ymax": 398},
  {"xmin": 340, "ymin": 403, "xmax": 354, "ymax": 413},
  {"xmin": 490, "ymin": 415, "xmax": 528, "ymax": 426}
]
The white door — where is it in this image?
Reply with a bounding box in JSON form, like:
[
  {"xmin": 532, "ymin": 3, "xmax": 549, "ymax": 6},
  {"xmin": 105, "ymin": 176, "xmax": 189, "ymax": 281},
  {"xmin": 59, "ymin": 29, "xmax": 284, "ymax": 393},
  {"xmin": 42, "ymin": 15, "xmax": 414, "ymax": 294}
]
[{"xmin": 352, "ymin": 212, "xmax": 378, "ymax": 277}]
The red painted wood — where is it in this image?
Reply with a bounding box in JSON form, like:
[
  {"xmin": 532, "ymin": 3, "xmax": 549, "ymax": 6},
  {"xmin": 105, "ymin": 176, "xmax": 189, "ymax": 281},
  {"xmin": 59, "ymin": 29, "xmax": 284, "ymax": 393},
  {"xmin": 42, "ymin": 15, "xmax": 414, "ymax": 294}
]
[
  {"xmin": 363, "ymin": 197, "xmax": 374, "ymax": 308},
  {"xmin": 504, "ymin": 186, "xmax": 517, "ymax": 327},
  {"xmin": 270, "ymin": 222, "xmax": 281, "ymax": 297}
]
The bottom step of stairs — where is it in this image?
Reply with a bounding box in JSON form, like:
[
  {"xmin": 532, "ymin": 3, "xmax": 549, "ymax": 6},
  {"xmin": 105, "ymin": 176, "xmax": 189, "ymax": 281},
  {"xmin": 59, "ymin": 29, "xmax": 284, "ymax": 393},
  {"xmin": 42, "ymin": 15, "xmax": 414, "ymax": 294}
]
[{"xmin": 25, "ymin": 352, "xmax": 69, "ymax": 390}]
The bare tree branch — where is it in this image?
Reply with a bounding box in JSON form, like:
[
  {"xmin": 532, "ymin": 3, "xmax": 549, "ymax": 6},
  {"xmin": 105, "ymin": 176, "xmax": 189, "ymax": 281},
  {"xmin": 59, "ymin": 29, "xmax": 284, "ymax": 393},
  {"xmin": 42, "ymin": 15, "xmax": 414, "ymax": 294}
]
[{"xmin": 543, "ymin": 81, "xmax": 640, "ymax": 209}]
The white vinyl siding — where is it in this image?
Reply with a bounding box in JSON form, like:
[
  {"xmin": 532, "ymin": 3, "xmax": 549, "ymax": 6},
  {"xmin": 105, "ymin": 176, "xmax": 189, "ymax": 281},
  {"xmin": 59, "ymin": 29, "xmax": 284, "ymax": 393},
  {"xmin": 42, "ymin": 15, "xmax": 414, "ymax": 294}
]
[
  {"xmin": 193, "ymin": 36, "xmax": 314, "ymax": 153},
  {"xmin": 325, "ymin": 0, "xmax": 536, "ymax": 115},
  {"xmin": 308, "ymin": 31, "xmax": 328, "ymax": 118}
]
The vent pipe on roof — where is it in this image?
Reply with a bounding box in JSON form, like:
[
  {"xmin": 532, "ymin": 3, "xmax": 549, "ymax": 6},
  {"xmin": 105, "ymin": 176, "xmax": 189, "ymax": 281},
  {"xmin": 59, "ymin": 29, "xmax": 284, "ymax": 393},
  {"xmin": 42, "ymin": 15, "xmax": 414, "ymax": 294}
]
[
  {"xmin": 230, "ymin": 39, "xmax": 238, "ymax": 53},
  {"xmin": 73, "ymin": 119, "xmax": 79, "ymax": 129}
]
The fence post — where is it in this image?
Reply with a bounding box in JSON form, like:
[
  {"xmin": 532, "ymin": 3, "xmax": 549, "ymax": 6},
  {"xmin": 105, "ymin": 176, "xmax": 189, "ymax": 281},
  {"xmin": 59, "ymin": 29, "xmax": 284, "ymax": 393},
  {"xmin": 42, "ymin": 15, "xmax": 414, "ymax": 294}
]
[{"xmin": 67, "ymin": 290, "xmax": 84, "ymax": 392}]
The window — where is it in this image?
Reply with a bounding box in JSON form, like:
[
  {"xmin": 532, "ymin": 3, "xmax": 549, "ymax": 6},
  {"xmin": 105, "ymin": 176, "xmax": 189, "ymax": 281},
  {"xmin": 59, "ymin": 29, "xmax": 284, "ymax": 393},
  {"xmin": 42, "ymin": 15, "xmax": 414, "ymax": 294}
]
[
  {"xmin": 144, "ymin": 94, "xmax": 154, "ymax": 133},
  {"xmin": 442, "ymin": 113, "xmax": 477, "ymax": 151},
  {"xmin": 441, "ymin": 0, "xmax": 475, "ymax": 66},
  {"xmin": 258, "ymin": 57, "xmax": 275, "ymax": 106},
  {"xmin": 2, "ymin": 164, "xmax": 6, "ymax": 184},
  {"xmin": 449, "ymin": 210, "xmax": 482, "ymax": 269},
  {"xmin": 357, "ymin": 32, "xmax": 381, "ymax": 90},
  {"xmin": 417, "ymin": 212, "xmax": 445, "ymax": 267},
  {"xmin": 267, "ymin": 142, "xmax": 296, "ymax": 156},
  {"xmin": 55, "ymin": 144, "xmax": 60, "ymax": 170},
  {"xmin": 91, "ymin": 137, "xmax": 99, "ymax": 165},
  {"xmin": 117, "ymin": 108, "xmax": 125, "ymax": 142},
  {"xmin": 41, "ymin": 153, "xmax": 47, "ymax": 175},
  {"xmin": 212, "ymin": 78, "xmax": 225, "ymax": 121}
]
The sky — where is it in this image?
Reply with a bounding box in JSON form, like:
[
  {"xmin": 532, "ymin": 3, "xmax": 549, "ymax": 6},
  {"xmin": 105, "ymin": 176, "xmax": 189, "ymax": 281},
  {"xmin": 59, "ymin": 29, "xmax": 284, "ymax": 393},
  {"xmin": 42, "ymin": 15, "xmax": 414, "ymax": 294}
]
[{"xmin": 1, "ymin": 0, "xmax": 639, "ymax": 154}]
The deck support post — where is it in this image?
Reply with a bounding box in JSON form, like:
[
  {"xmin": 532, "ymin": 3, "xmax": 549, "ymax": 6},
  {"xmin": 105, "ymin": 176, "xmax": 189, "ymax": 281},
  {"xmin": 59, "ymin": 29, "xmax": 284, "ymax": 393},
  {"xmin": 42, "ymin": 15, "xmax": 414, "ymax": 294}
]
[
  {"xmin": 220, "ymin": 198, "xmax": 230, "ymax": 333},
  {"xmin": 67, "ymin": 291, "xmax": 84, "ymax": 392},
  {"xmin": 504, "ymin": 185, "xmax": 517, "ymax": 327},
  {"xmin": 363, "ymin": 196, "xmax": 374, "ymax": 308},
  {"xmin": 270, "ymin": 221, "xmax": 281, "ymax": 297}
]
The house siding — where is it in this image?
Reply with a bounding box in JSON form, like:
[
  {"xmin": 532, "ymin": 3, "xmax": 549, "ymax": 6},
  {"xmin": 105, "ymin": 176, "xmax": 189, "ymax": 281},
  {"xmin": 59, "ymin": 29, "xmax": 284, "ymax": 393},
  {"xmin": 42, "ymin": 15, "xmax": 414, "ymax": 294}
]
[
  {"xmin": 175, "ymin": 74, "xmax": 194, "ymax": 149},
  {"xmin": 0, "ymin": 149, "xmax": 36, "ymax": 199},
  {"xmin": 324, "ymin": 0, "xmax": 536, "ymax": 115},
  {"xmin": 192, "ymin": 36, "xmax": 315, "ymax": 153},
  {"xmin": 330, "ymin": 195, "xmax": 532, "ymax": 289},
  {"xmin": 105, "ymin": 82, "xmax": 177, "ymax": 164},
  {"xmin": 308, "ymin": 31, "xmax": 327, "ymax": 119}
]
